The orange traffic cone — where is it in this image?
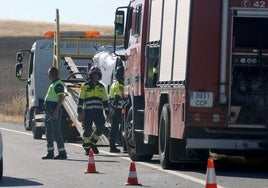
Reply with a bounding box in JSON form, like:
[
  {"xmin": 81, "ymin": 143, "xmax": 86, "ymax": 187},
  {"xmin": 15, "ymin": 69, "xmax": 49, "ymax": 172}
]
[
  {"xmin": 85, "ymin": 149, "xmax": 98, "ymax": 174},
  {"xmin": 205, "ymin": 158, "xmax": 217, "ymax": 188},
  {"xmin": 125, "ymin": 162, "xmax": 142, "ymax": 186}
]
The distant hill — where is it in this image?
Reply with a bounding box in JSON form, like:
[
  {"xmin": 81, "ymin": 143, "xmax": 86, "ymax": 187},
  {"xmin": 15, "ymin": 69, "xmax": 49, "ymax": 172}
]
[{"xmin": 0, "ymin": 19, "xmax": 113, "ymax": 37}]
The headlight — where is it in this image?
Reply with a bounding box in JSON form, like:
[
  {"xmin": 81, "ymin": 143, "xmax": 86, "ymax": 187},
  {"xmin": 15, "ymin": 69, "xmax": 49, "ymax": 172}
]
[{"xmin": 240, "ymin": 58, "xmax": 246, "ymax": 64}]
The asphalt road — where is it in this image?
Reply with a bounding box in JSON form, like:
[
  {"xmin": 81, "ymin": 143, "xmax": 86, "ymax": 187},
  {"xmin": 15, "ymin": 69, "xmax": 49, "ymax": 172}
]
[{"xmin": 0, "ymin": 122, "xmax": 267, "ymax": 188}]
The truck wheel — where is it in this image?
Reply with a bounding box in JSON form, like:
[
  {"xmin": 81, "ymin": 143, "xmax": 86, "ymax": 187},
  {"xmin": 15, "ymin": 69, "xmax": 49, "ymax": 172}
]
[
  {"xmin": 159, "ymin": 104, "xmax": 172, "ymax": 169},
  {"xmin": 125, "ymin": 108, "xmax": 153, "ymax": 161},
  {"xmin": 32, "ymin": 110, "xmax": 43, "ymax": 139},
  {"xmin": 24, "ymin": 108, "xmax": 33, "ymax": 131},
  {"xmin": 32, "ymin": 124, "xmax": 43, "ymax": 140}
]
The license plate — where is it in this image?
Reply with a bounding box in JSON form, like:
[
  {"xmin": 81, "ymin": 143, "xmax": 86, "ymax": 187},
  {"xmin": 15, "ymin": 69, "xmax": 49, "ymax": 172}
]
[{"xmin": 190, "ymin": 92, "xmax": 213, "ymax": 107}]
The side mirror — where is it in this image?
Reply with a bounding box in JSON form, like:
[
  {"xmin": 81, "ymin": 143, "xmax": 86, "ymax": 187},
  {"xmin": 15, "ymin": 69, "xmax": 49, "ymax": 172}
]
[
  {"xmin": 15, "ymin": 63, "xmax": 23, "ymax": 78},
  {"xmin": 115, "ymin": 10, "xmax": 125, "ymax": 35},
  {"xmin": 16, "ymin": 52, "xmax": 24, "ymax": 62}
]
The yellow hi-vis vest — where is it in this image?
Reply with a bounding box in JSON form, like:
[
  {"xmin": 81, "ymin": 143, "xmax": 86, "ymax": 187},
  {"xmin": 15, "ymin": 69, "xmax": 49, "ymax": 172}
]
[
  {"xmin": 109, "ymin": 80, "xmax": 124, "ymax": 108},
  {"xmin": 45, "ymin": 79, "xmax": 65, "ymax": 103},
  {"xmin": 77, "ymin": 81, "xmax": 109, "ymax": 113}
]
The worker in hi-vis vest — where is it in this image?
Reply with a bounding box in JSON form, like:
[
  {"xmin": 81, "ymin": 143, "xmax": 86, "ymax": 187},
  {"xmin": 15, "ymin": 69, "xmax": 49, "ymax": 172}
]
[
  {"xmin": 42, "ymin": 67, "xmax": 67, "ymax": 160},
  {"xmin": 109, "ymin": 65, "xmax": 125, "ymax": 153},
  {"xmin": 77, "ymin": 66, "xmax": 110, "ymax": 154}
]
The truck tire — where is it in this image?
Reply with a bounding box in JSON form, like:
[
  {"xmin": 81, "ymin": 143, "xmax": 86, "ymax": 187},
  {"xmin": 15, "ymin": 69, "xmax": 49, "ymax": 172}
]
[
  {"xmin": 32, "ymin": 109, "xmax": 43, "ymax": 139},
  {"xmin": 125, "ymin": 107, "xmax": 153, "ymax": 161},
  {"xmin": 32, "ymin": 123, "xmax": 43, "ymax": 140},
  {"xmin": 159, "ymin": 104, "xmax": 172, "ymax": 169},
  {"xmin": 24, "ymin": 108, "xmax": 33, "ymax": 131}
]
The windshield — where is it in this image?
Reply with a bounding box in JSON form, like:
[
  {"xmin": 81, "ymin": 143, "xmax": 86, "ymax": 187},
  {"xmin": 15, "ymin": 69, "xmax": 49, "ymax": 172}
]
[{"xmin": 28, "ymin": 52, "xmax": 34, "ymax": 78}]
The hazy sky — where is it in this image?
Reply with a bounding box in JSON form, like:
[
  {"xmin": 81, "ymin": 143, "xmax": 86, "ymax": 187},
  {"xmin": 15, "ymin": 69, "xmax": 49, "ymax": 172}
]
[{"xmin": 0, "ymin": 0, "xmax": 129, "ymax": 25}]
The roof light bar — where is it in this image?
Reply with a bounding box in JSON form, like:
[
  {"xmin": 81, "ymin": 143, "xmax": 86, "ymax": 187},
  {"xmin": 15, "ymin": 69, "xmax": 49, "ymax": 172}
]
[{"xmin": 44, "ymin": 30, "xmax": 100, "ymax": 38}]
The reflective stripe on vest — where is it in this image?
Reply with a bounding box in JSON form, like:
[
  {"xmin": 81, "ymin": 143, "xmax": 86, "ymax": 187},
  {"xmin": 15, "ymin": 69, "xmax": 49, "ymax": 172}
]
[
  {"xmin": 113, "ymin": 104, "xmax": 123, "ymax": 108},
  {"xmin": 79, "ymin": 82, "xmax": 108, "ymax": 110},
  {"xmin": 79, "ymin": 82, "xmax": 108, "ymax": 100}
]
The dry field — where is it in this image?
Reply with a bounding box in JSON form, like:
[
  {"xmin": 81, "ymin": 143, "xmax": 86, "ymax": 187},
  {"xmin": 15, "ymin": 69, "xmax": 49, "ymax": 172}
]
[
  {"xmin": 0, "ymin": 20, "xmax": 113, "ymax": 123},
  {"xmin": 0, "ymin": 20, "xmax": 113, "ymax": 37}
]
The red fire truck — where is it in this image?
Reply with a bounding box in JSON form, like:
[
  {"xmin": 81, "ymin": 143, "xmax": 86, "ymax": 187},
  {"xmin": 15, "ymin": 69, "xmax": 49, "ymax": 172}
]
[{"xmin": 114, "ymin": 0, "xmax": 268, "ymax": 168}]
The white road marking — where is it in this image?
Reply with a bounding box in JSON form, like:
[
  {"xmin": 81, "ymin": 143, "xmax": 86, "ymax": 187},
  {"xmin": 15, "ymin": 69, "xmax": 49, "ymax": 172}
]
[
  {"xmin": 0, "ymin": 126, "xmax": 225, "ymax": 188},
  {"xmin": 0, "ymin": 127, "xmax": 32, "ymax": 136}
]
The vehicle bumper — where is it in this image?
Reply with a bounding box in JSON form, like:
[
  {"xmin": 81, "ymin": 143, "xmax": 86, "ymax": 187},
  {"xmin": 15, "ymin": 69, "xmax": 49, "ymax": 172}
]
[{"xmin": 186, "ymin": 138, "xmax": 267, "ymax": 150}]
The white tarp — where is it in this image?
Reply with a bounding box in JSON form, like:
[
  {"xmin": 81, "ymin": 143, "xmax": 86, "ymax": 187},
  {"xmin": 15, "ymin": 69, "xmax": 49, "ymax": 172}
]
[{"xmin": 93, "ymin": 46, "xmax": 125, "ymax": 92}]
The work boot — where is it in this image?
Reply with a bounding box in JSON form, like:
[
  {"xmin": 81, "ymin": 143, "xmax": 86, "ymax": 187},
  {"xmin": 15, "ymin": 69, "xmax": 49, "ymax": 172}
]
[
  {"xmin": 83, "ymin": 142, "xmax": 91, "ymax": 155},
  {"xmin": 84, "ymin": 148, "xmax": 90, "ymax": 156},
  {"xmin": 90, "ymin": 144, "xmax": 99, "ymax": 154},
  {"xmin": 109, "ymin": 139, "xmax": 120, "ymax": 153},
  {"xmin": 110, "ymin": 146, "xmax": 120, "ymax": 153},
  {"xmin": 42, "ymin": 153, "xmax": 54, "ymax": 160},
  {"xmin": 54, "ymin": 152, "xmax": 67, "ymax": 160}
]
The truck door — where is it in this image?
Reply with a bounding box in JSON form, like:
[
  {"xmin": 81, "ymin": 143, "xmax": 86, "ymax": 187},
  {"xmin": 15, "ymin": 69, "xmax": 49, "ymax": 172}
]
[
  {"xmin": 125, "ymin": 3, "xmax": 143, "ymax": 95},
  {"xmin": 230, "ymin": 7, "xmax": 268, "ymax": 125}
]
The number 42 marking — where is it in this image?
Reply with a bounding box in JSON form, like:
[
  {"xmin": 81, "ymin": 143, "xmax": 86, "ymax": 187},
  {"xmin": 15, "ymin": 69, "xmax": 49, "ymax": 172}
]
[{"xmin": 253, "ymin": 1, "xmax": 266, "ymax": 7}]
